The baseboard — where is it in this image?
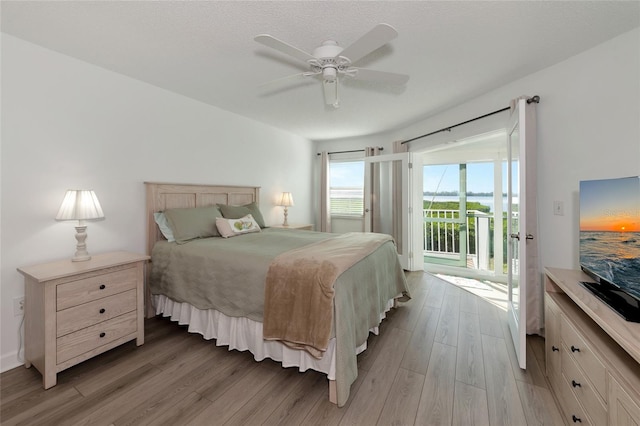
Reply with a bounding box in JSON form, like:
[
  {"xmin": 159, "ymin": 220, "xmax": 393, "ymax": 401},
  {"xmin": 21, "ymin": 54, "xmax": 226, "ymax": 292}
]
[{"xmin": 1, "ymin": 351, "xmax": 23, "ymax": 373}]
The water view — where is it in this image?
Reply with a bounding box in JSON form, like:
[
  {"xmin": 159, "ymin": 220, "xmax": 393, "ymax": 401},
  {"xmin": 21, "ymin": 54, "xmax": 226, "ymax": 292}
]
[
  {"xmin": 331, "ymin": 189, "xmax": 509, "ymax": 212},
  {"xmin": 580, "ymin": 231, "xmax": 640, "ymax": 300},
  {"xmin": 423, "ymin": 195, "xmax": 510, "ymax": 213}
]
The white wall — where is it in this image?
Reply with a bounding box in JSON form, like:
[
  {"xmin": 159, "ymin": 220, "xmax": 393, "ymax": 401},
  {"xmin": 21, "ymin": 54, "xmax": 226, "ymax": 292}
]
[
  {"xmin": 0, "ymin": 35, "xmax": 314, "ymax": 371},
  {"xmin": 316, "ymin": 27, "xmax": 640, "ymax": 274}
]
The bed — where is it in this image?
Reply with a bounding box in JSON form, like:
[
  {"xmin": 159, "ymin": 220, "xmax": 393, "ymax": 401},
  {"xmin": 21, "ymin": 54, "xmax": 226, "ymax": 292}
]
[{"xmin": 144, "ymin": 182, "xmax": 410, "ymax": 406}]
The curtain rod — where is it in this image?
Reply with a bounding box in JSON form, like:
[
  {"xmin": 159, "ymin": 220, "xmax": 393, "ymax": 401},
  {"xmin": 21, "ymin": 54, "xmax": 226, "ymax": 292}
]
[
  {"xmin": 401, "ymin": 95, "xmax": 540, "ymax": 145},
  {"xmin": 316, "ymin": 147, "xmax": 384, "ymax": 156}
]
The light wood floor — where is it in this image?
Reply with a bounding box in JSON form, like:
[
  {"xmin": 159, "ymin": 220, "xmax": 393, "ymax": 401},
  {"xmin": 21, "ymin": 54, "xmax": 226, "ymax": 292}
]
[{"xmin": 1, "ymin": 272, "xmax": 564, "ymax": 425}]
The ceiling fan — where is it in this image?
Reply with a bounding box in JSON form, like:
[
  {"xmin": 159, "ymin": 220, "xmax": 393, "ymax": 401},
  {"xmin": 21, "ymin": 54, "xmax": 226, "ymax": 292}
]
[{"xmin": 255, "ymin": 23, "xmax": 409, "ymax": 108}]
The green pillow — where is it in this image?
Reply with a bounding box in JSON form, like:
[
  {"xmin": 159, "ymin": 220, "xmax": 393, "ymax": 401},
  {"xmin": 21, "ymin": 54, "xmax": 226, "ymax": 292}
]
[
  {"xmin": 163, "ymin": 206, "xmax": 223, "ymax": 244},
  {"xmin": 218, "ymin": 202, "xmax": 267, "ymax": 228}
]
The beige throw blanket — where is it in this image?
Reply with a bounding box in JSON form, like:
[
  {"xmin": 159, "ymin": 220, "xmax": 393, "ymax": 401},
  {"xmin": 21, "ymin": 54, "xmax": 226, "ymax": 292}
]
[{"xmin": 263, "ymin": 232, "xmax": 393, "ymax": 358}]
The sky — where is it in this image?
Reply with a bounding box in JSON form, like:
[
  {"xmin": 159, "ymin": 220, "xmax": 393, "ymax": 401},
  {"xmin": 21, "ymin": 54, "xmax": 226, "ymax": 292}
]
[
  {"xmin": 423, "ymin": 163, "xmax": 504, "ymax": 193},
  {"xmin": 580, "ymin": 176, "xmax": 640, "ymax": 232}
]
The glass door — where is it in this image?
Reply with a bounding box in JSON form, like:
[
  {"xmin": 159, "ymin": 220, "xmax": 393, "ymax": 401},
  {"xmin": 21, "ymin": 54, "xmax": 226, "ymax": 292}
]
[
  {"xmin": 423, "ymin": 164, "xmax": 467, "ymax": 267},
  {"xmin": 507, "ymin": 98, "xmax": 536, "ymax": 370}
]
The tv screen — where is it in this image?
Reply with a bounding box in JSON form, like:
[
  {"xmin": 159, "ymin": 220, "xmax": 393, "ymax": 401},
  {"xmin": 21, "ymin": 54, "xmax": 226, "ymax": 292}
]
[{"xmin": 579, "ymin": 176, "xmax": 640, "ymax": 321}]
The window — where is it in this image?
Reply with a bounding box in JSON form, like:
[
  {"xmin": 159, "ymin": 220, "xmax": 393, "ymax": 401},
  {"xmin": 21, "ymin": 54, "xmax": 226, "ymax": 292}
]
[{"xmin": 329, "ymin": 161, "xmax": 364, "ymax": 216}]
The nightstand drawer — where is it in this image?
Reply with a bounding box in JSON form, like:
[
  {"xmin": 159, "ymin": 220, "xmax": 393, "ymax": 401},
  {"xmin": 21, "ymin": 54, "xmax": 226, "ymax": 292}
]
[
  {"xmin": 57, "ymin": 311, "xmax": 137, "ymax": 364},
  {"xmin": 57, "ymin": 289, "xmax": 137, "ymax": 337},
  {"xmin": 561, "ymin": 319, "xmax": 606, "ymax": 399},
  {"xmin": 57, "ymin": 267, "xmax": 137, "ymax": 310}
]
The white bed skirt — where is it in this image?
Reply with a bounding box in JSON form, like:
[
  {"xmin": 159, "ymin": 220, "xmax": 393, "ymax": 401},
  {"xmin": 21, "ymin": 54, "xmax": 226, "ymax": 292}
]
[{"xmin": 153, "ymin": 295, "xmax": 393, "ymax": 380}]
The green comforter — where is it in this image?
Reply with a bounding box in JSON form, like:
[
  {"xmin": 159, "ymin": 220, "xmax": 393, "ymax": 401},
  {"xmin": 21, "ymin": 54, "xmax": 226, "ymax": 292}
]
[{"xmin": 150, "ymin": 227, "xmax": 410, "ymax": 406}]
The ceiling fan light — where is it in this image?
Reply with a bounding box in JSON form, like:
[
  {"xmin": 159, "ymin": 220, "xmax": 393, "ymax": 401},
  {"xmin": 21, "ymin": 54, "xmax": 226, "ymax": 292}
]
[{"xmin": 323, "ymin": 67, "xmax": 337, "ymax": 82}]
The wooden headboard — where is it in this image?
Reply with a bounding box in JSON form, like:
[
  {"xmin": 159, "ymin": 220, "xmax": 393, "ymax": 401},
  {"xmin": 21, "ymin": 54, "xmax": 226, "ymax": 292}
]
[{"xmin": 144, "ymin": 182, "xmax": 260, "ymax": 256}]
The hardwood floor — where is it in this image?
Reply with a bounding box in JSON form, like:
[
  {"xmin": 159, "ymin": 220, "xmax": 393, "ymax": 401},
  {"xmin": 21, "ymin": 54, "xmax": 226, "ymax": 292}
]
[{"xmin": 0, "ymin": 272, "xmax": 564, "ymax": 425}]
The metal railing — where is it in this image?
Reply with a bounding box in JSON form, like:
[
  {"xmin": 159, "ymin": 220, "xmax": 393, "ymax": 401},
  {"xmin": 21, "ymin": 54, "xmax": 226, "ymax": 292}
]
[{"xmin": 423, "ymin": 209, "xmax": 493, "ymax": 270}]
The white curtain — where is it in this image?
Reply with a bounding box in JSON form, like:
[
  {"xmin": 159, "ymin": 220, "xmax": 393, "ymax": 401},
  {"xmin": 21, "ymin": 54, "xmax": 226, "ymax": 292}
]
[
  {"xmin": 392, "ymin": 141, "xmax": 408, "ymax": 245},
  {"xmin": 319, "ymin": 151, "xmax": 331, "ymax": 232},
  {"xmin": 365, "ymin": 147, "xmax": 382, "ymax": 233},
  {"xmin": 392, "ymin": 140, "xmax": 407, "ymax": 153}
]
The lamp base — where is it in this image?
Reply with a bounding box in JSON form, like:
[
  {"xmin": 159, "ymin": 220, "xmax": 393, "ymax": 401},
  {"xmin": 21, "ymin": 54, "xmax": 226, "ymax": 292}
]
[
  {"xmin": 282, "ymin": 207, "xmax": 289, "ymax": 227},
  {"xmin": 72, "ymin": 224, "xmax": 92, "ymax": 262}
]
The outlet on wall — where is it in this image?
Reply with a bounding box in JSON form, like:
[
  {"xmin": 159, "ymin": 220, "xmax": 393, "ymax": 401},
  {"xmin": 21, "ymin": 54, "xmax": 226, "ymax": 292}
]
[{"xmin": 13, "ymin": 297, "xmax": 25, "ymax": 316}]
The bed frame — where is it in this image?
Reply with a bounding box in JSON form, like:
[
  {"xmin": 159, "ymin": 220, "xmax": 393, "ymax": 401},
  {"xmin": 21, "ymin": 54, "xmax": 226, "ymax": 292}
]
[
  {"xmin": 143, "ymin": 181, "xmax": 342, "ymax": 404},
  {"xmin": 144, "ymin": 182, "xmax": 260, "ymax": 315},
  {"xmin": 145, "ymin": 181, "xmax": 260, "ymax": 256}
]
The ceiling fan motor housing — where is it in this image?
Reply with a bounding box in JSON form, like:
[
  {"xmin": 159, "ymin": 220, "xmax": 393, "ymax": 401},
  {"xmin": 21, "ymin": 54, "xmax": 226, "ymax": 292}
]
[
  {"xmin": 313, "ymin": 40, "xmax": 343, "ymax": 59},
  {"xmin": 311, "ymin": 40, "xmax": 348, "ymax": 82}
]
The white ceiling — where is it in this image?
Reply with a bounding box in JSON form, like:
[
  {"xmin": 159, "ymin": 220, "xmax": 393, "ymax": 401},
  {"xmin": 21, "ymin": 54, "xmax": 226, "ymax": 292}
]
[{"xmin": 2, "ymin": 1, "xmax": 639, "ymax": 141}]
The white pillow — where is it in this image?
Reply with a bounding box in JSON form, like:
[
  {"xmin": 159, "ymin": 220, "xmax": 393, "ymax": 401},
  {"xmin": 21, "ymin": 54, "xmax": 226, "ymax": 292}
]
[
  {"xmin": 154, "ymin": 212, "xmax": 175, "ymax": 242},
  {"xmin": 216, "ymin": 214, "xmax": 261, "ymax": 238}
]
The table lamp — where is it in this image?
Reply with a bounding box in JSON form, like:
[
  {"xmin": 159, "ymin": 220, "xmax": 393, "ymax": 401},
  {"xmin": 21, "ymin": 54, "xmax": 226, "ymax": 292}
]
[
  {"xmin": 278, "ymin": 192, "xmax": 294, "ymax": 226},
  {"xmin": 55, "ymin": 190, "xmax": 104, "ymax": 261}
]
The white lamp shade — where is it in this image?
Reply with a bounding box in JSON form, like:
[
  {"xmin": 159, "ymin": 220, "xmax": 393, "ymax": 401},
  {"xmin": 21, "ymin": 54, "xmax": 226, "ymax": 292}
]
[
  {"xmin": 56, "ymin": 190, "xmax": 105, "ymax": 221},
  {"xmin": 278, "ymin": 192, "xmax": 294, "ymax": 207}
]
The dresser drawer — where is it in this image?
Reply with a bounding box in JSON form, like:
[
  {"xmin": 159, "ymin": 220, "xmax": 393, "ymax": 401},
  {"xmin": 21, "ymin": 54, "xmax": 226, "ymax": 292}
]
[
  {"xmin": 561, "ymin": 347, "xmax": 607, "ymax": 426},
  {"xmin": 559, "ymin": 374, "xmax": 594, "ymax": 426},
  {"xmin": 56, "ymin": 289, "xmax": 137, "ymax": 337},
  {"xmin": 57, "ymin": 267, "xmax": 137, "ymax": 310},
  {"xmin": 545, "ymin": 300, "xmax": 562, "ymax": 383},
  {"xmin": 561, "ymin": 319, "xmax": 607, "ymax": 399},
  {"xmin": 57, "ymin": 311, "xmax": 137, "ymax": 364}
]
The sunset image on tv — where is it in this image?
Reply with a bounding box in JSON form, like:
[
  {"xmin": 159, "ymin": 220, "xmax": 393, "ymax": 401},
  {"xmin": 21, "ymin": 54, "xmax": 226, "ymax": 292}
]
[
  {"xmin": 580, "ymin": 176, "xmax": 640, "ymax": 300},
  {"xmin": 581, "ymin": 177, "xmax": 640, "ymax": 232}
]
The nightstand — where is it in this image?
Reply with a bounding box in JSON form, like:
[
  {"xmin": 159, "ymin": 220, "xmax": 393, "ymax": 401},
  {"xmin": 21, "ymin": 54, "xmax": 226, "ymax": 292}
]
[
  {"xmin": 270, "ymin": 224, "xmax": 314, "ymax": 231},
  {"xmin": 17, "ymin": 251, "xmax": 149, "ymax": 389}
]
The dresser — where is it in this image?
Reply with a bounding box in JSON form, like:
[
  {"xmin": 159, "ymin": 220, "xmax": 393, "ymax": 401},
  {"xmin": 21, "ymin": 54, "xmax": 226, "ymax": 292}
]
[
  {"xmin": 545, "ymin": 268, "xmax": 640, "ymax": 425},
  {"xmin": 18, "ymin": 251, "xmax": 149, "ymax": 389}
]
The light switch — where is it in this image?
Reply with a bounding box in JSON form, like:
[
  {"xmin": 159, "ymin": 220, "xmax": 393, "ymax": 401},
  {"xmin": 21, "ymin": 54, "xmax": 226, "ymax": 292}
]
[{"xmin": 553, "ymin": 201, "xmax": 564, "ymax": 216}]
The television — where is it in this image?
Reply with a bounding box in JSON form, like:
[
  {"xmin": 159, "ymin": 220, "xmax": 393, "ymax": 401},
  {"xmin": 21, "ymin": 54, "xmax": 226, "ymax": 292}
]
[{"xmin": 579, "ymin": 176, "xmax": 640, "ymax": 322}]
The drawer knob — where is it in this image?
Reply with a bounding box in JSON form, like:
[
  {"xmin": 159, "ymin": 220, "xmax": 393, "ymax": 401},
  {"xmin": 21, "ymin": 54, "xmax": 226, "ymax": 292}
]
[
  {"xmin": 99, "ymin": 284, "xmax": 106, "ymax": 290},
  {"xmin": 572, "ymin": 415, "xmax": 582, "ymax": 423},
  {"xmin": 571, "ymin": 380, "xmax": 581, "ymax": 388},
  {"xmin": 99, "ymin": 332, "xmax": 106, "ymax": 338},
  {"xmin": 570, "ymin": 345, "xmax": 580, "ymax": 353},
  {"xmin": 552, "ymin": 346, "xmax": 559, "ymax": 352},
  {"xmin": 99, "ymin": 308, "xmax": 106, "ymax": 314}
]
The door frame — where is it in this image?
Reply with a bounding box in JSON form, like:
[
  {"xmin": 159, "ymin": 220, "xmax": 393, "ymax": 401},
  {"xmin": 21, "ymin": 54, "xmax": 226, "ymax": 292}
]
[{"xmin": 364, "ymin": 152, "xmax": 422, "ymax": 271}]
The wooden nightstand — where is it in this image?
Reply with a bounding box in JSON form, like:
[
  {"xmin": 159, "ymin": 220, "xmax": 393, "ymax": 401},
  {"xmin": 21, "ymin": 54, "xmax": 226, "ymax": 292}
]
[
  {"xmin": 17, "ymin": 251, "xmax": 149, "ymax": 389},
  {"xmin": 270, "ymin": 224, "xmax": 314, "ymax": 231}
]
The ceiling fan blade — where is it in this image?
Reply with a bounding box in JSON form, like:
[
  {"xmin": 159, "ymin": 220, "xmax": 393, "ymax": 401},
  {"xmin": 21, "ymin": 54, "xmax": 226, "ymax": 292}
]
[
  {"xmin": 323, "ymin": 79, "xmax": 339, "ymax": 107},
  {"xmin": 254, "ymin": 34, "xmax": 316, "ymax": 64},
  {"xmin": 339, "ymin": 23, "xmax": 398, "ymax": 64},
  {"xmin": 349, "ymin": 68, "xmax": 409, "ymax": 85},
  {"xmin": 257, "ymin": 71, "xmax": 319, "ymax": 88}
]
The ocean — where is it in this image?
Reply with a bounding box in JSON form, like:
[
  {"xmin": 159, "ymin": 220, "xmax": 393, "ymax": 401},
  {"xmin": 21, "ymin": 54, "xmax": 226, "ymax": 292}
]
[
  {"xmin": 422, "ymin": 195, "xmax": 510, "ymax": 213},
  {"xmin": 580, "ymin": 231, "xmax": 640, "ymax": 300},
  {"xmin": 330, "ymin": 190, "xmax": 510, "ymax": 213}
]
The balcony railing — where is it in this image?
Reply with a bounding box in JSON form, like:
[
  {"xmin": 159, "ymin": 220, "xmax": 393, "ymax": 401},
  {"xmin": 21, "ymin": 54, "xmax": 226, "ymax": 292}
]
[{"xmin": 423, "ymin": 209, "xmax": 494, "ymax": 271}]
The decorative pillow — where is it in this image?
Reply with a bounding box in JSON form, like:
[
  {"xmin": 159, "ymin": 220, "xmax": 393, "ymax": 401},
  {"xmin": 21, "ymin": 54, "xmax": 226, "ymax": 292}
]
[
  {"xmin": 163, "ymin": 206, "xmax": 223, "ymax": 244},
  {"xmin": 216, "ymin": 214, "xmax": 261, "ymax": 238},
  {"xmin": 218, "ymin": 202, "xmax": 267, "ymax": 228},
  {"xmin": 153, "ymin": 212, "xmax": 175, "ymax": 242}
]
